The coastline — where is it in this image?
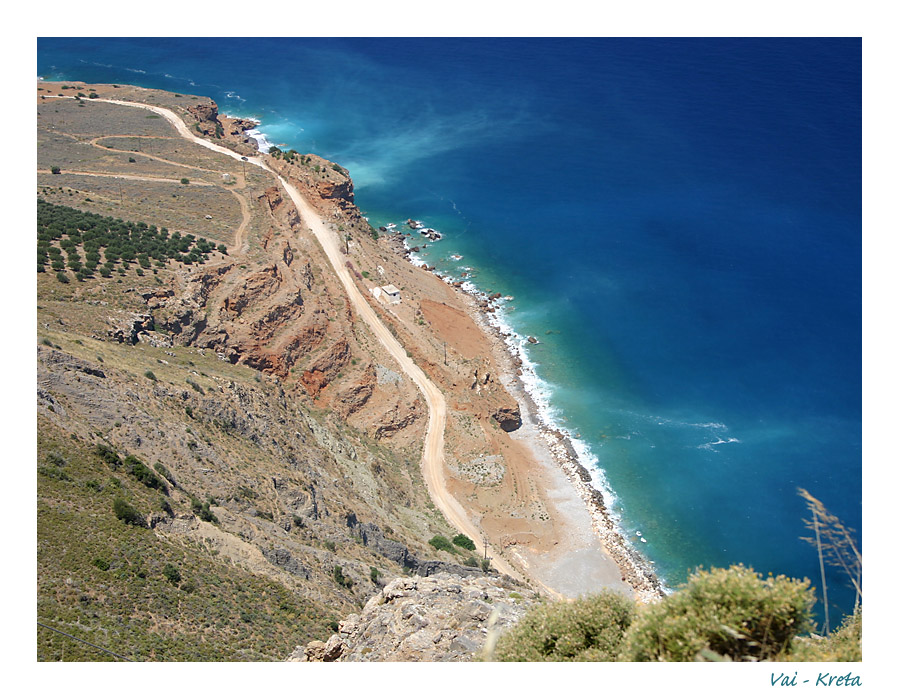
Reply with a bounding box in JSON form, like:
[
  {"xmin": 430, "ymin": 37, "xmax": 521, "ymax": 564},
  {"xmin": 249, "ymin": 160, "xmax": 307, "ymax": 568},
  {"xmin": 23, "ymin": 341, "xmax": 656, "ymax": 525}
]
[
  {"xmin": 50, "ymin": 83, "xmax": 663, "ymax": 601},
  {"xmin": 400, "ymin": 238, "xmax": 666, "ymax": 602}
]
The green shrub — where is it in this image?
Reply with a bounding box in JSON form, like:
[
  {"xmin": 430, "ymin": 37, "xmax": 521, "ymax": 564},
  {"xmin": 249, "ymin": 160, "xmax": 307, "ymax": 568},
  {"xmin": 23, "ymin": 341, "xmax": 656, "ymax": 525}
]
[
  {"xmin": 370, "ymin": 567, "xmax": 381, "ymax": 584},
  {"xmin": 428, "ymin": 535, "xmax": 454, "ymax": 553},
  {"xmin": 190, "ymin": 496, "xmax": 218, "ymax": 523},
  {"xmin": 621, "ymin": 565, "xmax": 815, "ymax": 662},
  {"xmin": 144, "ymin": 370, "xmax": 157, "ymax": 381},
  {"xmin": 494, "ymin": 592, "xmax": 635, "ymax": 662},
  {"xmin": 153, "ymin": 461, "xmax": 175, "ymax": 486},
  {"xmin": 95, "ymin": 444, "xmax": 121, "ymax": 468},
  {"xmin": 333, "ymin": 565, "xmax": 352, "ymax": 589},
  {"xmin": 124, "ymin": 455, "xmax": 168, "ymax": 494},
  {"xmin": 159, "ymin": 497, "xmax": 174, "ymax": 517},
  {"xmin": 163, "ymin": 563, "xmax": 182, "ymax": 585},
  {"xmin": 92, "ymin": 557, "xmax": 110, "ymax": 571},
  {"xmin": 452, "ymin": 533, "xmax": 476, "ymax": 551},
  {"xmin": 180, "ymin": 178, "xmax": 190, "ymax": 185},
  {"xmin": 787, "ymin": 609, "xmax": 862, "ymax": 662},
  {"xmin": 112, "ymin": 498, "xmax": 145, "ymax": 527}
]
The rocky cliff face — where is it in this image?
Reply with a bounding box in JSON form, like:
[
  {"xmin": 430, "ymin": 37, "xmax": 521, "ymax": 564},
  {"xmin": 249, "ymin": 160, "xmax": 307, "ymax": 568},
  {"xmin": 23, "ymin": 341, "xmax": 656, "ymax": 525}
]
[{"xmin": 288, "ymin": 573, "xmax": 536, "ymax": 662}]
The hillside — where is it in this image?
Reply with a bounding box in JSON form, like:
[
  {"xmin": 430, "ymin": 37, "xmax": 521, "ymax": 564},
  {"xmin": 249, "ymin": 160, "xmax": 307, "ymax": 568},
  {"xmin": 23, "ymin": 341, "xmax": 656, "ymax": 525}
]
[{"xmin": 37, "ymin": 80, "xmax": 652, "ymax": 661}]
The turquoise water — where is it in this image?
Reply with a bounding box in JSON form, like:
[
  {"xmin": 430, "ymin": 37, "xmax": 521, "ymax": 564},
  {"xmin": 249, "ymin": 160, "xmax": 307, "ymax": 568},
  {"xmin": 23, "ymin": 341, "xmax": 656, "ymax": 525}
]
[{"xmin": 38, "ymin": 37, "xmax": 862, "ymax": 623}]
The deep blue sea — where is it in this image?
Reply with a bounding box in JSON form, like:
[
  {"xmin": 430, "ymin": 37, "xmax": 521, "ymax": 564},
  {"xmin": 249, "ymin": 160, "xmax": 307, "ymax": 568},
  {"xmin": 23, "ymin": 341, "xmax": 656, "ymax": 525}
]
[{"xmin": 38, "ymin": 37, "xmax": 862, "ymax": 625}]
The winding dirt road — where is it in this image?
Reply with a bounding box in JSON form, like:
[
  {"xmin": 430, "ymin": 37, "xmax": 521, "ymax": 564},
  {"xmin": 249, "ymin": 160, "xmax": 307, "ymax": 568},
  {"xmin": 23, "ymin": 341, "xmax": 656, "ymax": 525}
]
[{"xmin": 71, "ymin": 96, "xmax": 524, "ymax": 583}]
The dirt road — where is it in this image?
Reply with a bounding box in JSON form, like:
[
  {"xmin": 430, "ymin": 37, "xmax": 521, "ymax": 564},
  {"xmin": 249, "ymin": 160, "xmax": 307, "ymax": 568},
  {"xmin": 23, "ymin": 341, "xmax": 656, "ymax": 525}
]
[{"xmin": 76, "ymin": 95, "xmax": 525, "ymax": 584}]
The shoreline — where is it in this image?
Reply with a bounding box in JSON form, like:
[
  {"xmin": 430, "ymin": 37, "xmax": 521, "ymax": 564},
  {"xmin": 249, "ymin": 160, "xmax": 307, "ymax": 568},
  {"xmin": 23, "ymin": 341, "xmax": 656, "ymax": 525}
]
[
  {"xmin": 400, "ymin": 238, "xmax": 666, "ymax": 602},
  {"xmin": 50, "ymin": 76, "xmax": 662, "ymax": 600}
]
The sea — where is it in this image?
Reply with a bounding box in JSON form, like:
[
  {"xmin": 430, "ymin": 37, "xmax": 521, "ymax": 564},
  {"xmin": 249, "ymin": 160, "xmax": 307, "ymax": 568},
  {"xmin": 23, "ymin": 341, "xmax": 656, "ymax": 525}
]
[{"xmin": 37, "ymin": 37, "xmax": 862, "ymax": 626}]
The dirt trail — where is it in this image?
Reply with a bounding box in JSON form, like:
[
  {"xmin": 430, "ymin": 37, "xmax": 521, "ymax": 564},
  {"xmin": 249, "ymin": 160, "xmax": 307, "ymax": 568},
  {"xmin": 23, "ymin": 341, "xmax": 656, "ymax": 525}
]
[
  {"xmin": 72, "ymin": 96, "xmax": 531, "ymax": 587},
  {"xmin": 37, "ymin": 169, "xmax": 214, "ymax": 185}
]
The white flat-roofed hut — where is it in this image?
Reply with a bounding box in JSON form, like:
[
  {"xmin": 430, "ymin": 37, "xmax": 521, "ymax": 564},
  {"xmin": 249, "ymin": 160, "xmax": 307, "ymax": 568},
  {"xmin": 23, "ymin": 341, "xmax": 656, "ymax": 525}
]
[{"xmin": 381, "ymin": 284, "xmax": 402, "ymax": 304}]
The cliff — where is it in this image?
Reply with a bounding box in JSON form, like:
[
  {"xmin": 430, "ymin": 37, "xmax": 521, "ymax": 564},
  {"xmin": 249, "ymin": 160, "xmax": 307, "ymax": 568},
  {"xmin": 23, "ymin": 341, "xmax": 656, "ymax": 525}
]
[
  {"xmin": 36, "ymin": 79, "xmax": 640, "ymax": 661},
  {"xmin": 289, "ymin": 572, "xmax": 536, "ymax": 662}
]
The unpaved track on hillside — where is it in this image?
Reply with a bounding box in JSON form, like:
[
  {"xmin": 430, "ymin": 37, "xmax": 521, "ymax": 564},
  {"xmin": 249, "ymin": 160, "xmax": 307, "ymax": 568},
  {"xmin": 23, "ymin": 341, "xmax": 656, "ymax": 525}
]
[{"xmin": 70, "ymin": 96, "xmax": 525, "ymax": 584}]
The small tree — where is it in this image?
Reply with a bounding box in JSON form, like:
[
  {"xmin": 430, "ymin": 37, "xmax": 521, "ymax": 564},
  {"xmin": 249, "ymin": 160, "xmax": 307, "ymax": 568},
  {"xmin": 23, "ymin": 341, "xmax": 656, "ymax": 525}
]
[
  {"xmin": 95, "ymin": 444, "xmax": 121, "ymax": 468},
  {"xmin": 333, "ymin": 565, "xmax": 352, "ymax": 589},
  {"xmin": 162, "ymin": 563, "xmax": 182, "ymax": 585},
  {"xmin": 50, "ymin": 166, "xmax": 61, "ymax": 175},
  {"xmin": 452, "ymin": 533, "xmax": 476, "ymax": 551},
  {"xmin": 428, "ymin": 535, "xmax": 454, "ymax": 553},
  {"xmin": 113, "ymin": 498, "xmax": 145, "ymax": 527}
]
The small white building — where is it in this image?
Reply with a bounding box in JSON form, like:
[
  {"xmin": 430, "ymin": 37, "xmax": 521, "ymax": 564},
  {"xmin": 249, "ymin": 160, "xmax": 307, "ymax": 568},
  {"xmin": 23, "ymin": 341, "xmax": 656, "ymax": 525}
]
[
  {"xmin": 370, "ymin": 285, "xmax": 401, "ymax": 304},
  {"xmin": 381, "ymin": 284, "xmax": 402, "ymax": 304}
]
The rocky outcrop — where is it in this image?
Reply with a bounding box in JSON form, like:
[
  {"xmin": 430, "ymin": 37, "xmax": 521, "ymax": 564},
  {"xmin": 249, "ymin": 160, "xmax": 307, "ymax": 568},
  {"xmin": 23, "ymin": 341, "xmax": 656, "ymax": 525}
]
[
  {"xmin": 151, "ymin": 264, "xmax": 231, "ymax": 345},
  {"xmin": 288, "ymin": 573, "xmax": 535, "ymax": 662},
  {"xmin": 267, "ymin": 157, "xmax": 355, "ymax": 211},
  {"xmin": 187, "ymin": 101, "xmax": 221, "ymax": 136},
  {"xmin": 107, "ymin": 312, "xmax": 158, "ymax": 345},
  {"xmin": 260, "ymin": 185, "xmax": 301, "ymax": 229},
  {"xmin": 315, "ymin": 179, "xmax": 354, "ymax": 204},
  {"xmin": 343, "ymin": 514, "xmax": 488, "ymax": 578},
  {"xmin": 373, "ymin": 399, "xmax": 423, "ymax": 439},
  {"xmin": 300, "ymin": 338, "xmax": 350, "ymax": 397},
  {"xmin": 222, "ymin": 264, "xmax": 284, "ymax": 320},
  {"xmin": 335, "ymin": 365, "xmax": 376, "ymax": 418},
  {"xmin": 262, "ymin": 547, "xmax": 311, "ymax": 579},
  {"xmin": 491, "ymin": 405, "xmax": 522, "ymax": 432},
  {"xmin": 345, "ymin": 514, "xmax": 415, "ymax": 569},
  {"xmin": 220, "ymin": 115, "xmax": 257, "ymax": 137},
  {"xmin": 38, "ymin": 346, "xmax": 106, "ymax": 378}
]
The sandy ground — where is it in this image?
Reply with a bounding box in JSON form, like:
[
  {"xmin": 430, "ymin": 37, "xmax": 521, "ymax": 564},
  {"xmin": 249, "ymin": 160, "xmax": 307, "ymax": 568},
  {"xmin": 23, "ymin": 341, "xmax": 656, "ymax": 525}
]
[
  {"xmin": 495, "ymin": 375, "xmax": 632, "ymax": 597},
  {"xmin": 419, "ymin": 293, "xmax": 637, "ymax": 598}
]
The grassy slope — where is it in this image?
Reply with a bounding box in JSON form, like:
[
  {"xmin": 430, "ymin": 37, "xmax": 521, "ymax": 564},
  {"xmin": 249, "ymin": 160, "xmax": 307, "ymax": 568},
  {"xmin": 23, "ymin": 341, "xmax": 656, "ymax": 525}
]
[{"xmin": 37, "ymin": 416, "xmax": 338, "ymax": 662}]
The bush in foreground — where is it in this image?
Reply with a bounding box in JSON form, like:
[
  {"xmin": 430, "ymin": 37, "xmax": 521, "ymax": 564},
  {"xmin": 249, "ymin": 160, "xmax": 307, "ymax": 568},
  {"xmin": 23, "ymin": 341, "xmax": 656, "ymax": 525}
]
[
  {"xmin": 787, "ymin": 608, "xmax": 862, "ymax": 662},
  {"xmin": 620, "ymin": 565, "xmax": 815, "ymax": 662},
  {"xmin": 492, "ymin": 565, "xmax": 824, "ymax": 662},
  {"xmin": 493, "ymin": 592, "xmax": 635, "ymax": 662}
]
